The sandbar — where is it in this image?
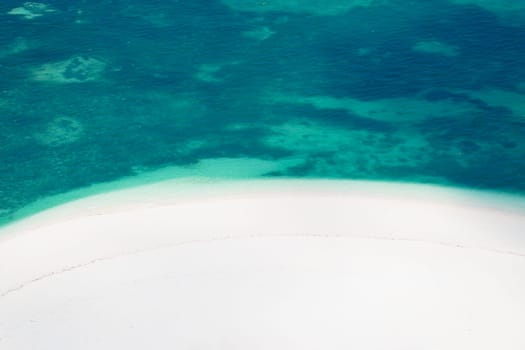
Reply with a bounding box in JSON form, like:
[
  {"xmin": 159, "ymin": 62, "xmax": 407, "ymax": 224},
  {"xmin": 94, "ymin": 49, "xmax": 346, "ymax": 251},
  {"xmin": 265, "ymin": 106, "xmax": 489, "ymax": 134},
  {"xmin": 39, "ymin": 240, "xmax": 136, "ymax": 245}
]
[{"xmin": 1, "ymin": 179, "xmax": 525, "ymax": 349}]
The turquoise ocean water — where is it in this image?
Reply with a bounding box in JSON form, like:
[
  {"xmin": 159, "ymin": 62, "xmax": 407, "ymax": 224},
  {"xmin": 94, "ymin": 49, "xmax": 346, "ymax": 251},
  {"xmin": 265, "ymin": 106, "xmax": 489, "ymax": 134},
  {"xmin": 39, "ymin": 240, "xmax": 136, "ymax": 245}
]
[{"xmin": 1, "ymin": 0, "xmax": 524, "ymax": 225}]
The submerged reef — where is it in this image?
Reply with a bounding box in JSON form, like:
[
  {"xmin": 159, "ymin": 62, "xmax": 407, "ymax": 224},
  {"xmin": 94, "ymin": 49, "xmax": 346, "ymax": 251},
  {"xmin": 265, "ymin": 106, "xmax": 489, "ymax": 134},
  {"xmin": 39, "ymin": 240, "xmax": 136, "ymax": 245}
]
[
  {"xmin": 412, "ymin": 41, "xmax": 460, "ymax": 57},
  {"xmin": 1, "ymin": 0, "xmax": 525, "ymax": 224},
  {"xmin": 7, "ymin": 2, "xmax": 56, "ymax": 20},
  {"xmin": 33, "ymin": 117, "xmax": 84, "ymax": 147},
  {"xmin": 32, "ymin": 56, "xmax": 106, "ymax": 83}
]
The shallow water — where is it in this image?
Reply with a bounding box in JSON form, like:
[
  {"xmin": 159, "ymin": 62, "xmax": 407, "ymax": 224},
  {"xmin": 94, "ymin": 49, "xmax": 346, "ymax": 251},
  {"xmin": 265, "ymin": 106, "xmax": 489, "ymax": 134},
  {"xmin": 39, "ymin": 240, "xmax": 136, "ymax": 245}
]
[{"xmin": 1, "ymin": 0, "xmax": 524, "ymax": 224}]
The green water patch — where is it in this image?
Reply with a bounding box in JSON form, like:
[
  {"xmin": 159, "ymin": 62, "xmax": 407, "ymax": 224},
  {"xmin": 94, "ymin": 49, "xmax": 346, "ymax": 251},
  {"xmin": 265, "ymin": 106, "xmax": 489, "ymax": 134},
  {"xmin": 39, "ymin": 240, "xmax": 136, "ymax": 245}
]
[
  {"xmin": 0, "ymin": 157, "xmax": 304, "ymax": 229},
  {"xmin": 449, "ymin": 0, "xmax": 525, "ymax": 26},
  {"xmin": 221, "ymin": 0, "xmax": 382, "ymax": 16}
]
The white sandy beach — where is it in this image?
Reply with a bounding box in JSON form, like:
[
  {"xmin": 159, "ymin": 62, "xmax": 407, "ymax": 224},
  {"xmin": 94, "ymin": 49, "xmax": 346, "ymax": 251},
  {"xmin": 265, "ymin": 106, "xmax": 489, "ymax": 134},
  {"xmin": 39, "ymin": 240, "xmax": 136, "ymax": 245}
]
[{"xmin": 1, "ymin": 179, "xmax": 525, "ymax": 349}]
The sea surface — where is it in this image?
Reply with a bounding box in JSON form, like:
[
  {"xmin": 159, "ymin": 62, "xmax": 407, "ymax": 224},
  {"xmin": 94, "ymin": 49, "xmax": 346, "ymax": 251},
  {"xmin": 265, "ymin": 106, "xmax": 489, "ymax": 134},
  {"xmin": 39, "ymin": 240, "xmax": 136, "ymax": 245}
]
[{"xmin": 1, "ymin": 0, "xmax": 524, "ymax": 225}]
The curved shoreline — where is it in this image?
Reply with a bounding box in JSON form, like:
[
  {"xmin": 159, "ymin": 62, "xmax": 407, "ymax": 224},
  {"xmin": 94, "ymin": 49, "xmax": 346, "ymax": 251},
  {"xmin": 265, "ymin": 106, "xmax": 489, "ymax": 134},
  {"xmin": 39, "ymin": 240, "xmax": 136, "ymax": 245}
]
[
  {"xmin": 3, "ymin": 154, "xmax": 525, "ymax": 231},
  {"xmin": 1, "ymin": 179, "xmax": 525, "ymax": 349},
  {"xmin": 3, "ymin": 176, "xmax": 525, "ymax": 235}
]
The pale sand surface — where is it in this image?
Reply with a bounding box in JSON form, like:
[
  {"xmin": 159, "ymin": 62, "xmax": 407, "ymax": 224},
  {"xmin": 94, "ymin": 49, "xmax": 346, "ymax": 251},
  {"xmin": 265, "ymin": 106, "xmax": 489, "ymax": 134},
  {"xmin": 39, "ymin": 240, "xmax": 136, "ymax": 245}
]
[{"xmin": 1, "ymin": 179, "xmax": 525, "ymax": 349}]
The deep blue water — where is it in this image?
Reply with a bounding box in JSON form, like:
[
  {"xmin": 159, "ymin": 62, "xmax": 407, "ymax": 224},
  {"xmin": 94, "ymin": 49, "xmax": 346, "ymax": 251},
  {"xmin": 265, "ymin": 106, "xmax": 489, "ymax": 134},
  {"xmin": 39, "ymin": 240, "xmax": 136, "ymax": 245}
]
[{"xmin": 1, "ymin": 0, "xmax": 525, "ymax": 224}]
